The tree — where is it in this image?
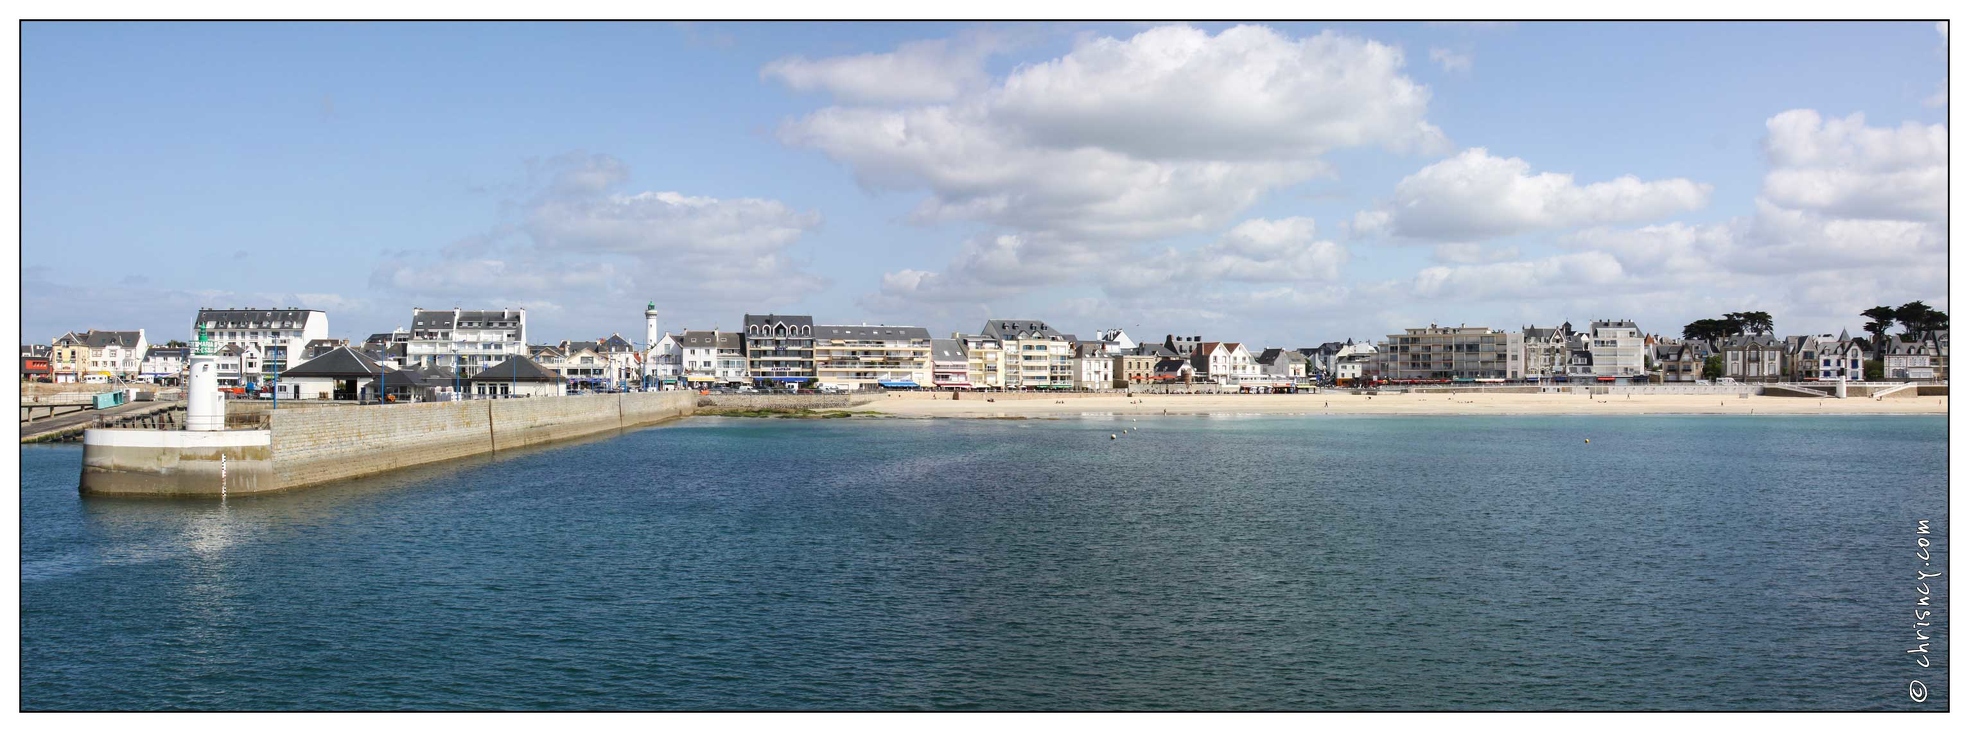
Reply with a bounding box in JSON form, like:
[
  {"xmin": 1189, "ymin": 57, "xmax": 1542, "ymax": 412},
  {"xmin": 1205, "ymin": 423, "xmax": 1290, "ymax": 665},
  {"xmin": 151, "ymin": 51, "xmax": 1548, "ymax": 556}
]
[
  {"xmin": 1864, "ymin": 359, "xmax": 1883, "ymax": 381},
  {"xmin": 1861, "ymin": 306, "xmax": 1897, "ymax": 352},
  {"xmin": 1702, "ymin": 355, "xmax": 1724, "ymax": 380},
  {"xmin": 165, "ymin": 339, "xmax": 187, "ymax": 348},
  {"xmin": 1894, "ymin": 301, "xmax": 1948, "ymax": 338},
  {"xmin": 1725, "ymin": 311, "xmax": 1774, "ymax": 335},
  {"xmin": 1683, "ymin": 319, "xmax": 1734, "ymax": 342}
]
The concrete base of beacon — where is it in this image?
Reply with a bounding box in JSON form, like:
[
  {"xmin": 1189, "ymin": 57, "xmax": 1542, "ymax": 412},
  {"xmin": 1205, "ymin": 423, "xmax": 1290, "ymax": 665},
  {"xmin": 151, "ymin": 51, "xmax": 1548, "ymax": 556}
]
[{"xmin": 80, "ymin": 429, "xmax": 275, "ymax": 496}]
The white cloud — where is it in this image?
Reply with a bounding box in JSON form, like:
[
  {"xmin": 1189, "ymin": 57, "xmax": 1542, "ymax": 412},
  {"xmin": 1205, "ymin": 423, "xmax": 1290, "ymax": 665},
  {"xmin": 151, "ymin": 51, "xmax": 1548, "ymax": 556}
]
[
  {"xmin": 761, "ymin": 35, "xmax": 998, "ymax": 104},
  {"xmin": 372, "ymin": 153, "xmax": 829, "ymax": 333},
  {"xmin": 776, "ymin": 24, "xmax": 1446, "ymax": 311},
  {"xmin": 1105, "ymin": 217, "xmax": 1350, "ymax": 295},
  {"xmin": 1760, "ymin": 109, "xmax": 1946, "ymax": 221},
  {"xmin": 1358, "ymin": 148, "xmax": 1712, "ymax": 242},
  {"xmin": 1410, "ymin": 251, "xmax": 1627, "ymax": 300},
  {"xmin": 1428, "ymin": 47, "xmax": 1472, "ymax": 73},
  {"xmin": 1431, "ymin": 243, "xmax": 1520, "ymax": 264}
]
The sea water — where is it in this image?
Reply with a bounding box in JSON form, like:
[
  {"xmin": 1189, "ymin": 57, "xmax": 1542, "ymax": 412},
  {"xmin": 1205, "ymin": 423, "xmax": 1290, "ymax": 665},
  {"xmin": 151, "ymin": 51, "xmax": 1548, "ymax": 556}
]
[{"xmin": 20, "ymin": 415, "xmax": 1949, "ymax": 710}]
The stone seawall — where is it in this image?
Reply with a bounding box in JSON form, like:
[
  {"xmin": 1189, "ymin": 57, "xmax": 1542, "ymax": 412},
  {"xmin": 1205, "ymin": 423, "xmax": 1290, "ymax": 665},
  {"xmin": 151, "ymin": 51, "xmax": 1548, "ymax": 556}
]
[{"xmin": 84, "ymin": 390, "xmax": 704, "ymax": 496}]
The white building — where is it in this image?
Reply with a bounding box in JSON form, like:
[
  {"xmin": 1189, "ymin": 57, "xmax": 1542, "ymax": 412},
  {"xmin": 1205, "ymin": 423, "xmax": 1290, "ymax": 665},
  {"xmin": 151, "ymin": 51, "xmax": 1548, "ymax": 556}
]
[
  {"xmin": 405, "ymin": 307, "xmax": 527, "ymax": 377},
  {"xmin": 193, "ymin": 308, "xmax": 328, "ymax": 384},
  {"xmin": 650, "ymin": 333, "xmax": 684, "ymax": 387},
  {"xmin": 138, "ymin": 346, "xmax": 188, "ymax": 384},
  {"xmin": 82, "ymin": 330, "xmax": 148, "ymax": 380},
  {"xmin": 1093, "ymin": 328, "xmax": 1138, "ymax": 352},
  {"xmin": 980, "ymin": 319, "xmax": 1074, "ymax": 389},
  {"xmin": 1333, "ymin": 342, "xmax": 1376, "ymax": 383},
  {"xmin": 1255, "ymin": 348, "xmax": 1309, "ymax": 385},
  {"xmin": 642, "ymin": 302, "xmax": 661, "ymax": 389},
  {"xmin": 1192, "ymin": 342, "xmax": 1259, "ymax": 385},
  {"xmin": 931, "ymin": 338, "xmax": 972, "ymax": 389},
  {"xmin": 1586, "ymin": 320, "xmax": 1647, "ymax": 377},
  {"xmin": 1073, "ymin": 341, "xmax": 1115, "ymax": 390},
  {"xmin": 812, "ymin": 324, "xmax": 933, "ymax": 390},
  {"xmin": 680, "ymin": 330, "xmax": 748, "ymax": 387}
]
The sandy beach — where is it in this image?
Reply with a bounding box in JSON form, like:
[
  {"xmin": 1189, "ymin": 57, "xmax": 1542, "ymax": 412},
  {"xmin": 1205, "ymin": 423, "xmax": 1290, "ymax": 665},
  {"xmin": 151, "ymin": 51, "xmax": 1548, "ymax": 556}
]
[{"xmin": 863, "ymin": 391, "xmax": 1950, "ymax": 418}]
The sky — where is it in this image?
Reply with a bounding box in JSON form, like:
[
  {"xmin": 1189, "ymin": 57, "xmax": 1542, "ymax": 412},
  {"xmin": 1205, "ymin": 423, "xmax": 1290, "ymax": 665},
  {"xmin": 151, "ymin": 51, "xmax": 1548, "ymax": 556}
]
[{"xmin": 19, "ymin": 20, "xmax": 1951, "ymax": 347}]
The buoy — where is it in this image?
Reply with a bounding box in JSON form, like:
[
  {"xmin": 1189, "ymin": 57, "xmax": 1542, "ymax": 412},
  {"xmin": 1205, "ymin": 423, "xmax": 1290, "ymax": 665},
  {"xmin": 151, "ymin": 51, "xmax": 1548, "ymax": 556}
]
[
  {"xmin": 1110, "ymin": 434, "xmax": 1117, "ymax": 439},
  {"xmin": 1584, "ymin": 439, "xmax": 1590, "ymax": 443}
]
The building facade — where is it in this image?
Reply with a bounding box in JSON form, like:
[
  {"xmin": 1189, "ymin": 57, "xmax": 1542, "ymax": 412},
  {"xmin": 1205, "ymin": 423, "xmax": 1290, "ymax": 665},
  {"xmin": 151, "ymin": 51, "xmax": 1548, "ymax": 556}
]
[
  {"xmin": 404, "ymin": 308, "xmax": 527, "ymax": 378},
  {"xmin": 930, "ymin": 338, "xmax": 972, "ymax": 389},
  {"xmin": 1717, "ymin": 334, "xmax": 1786, "ymax": 383},
  {"xmin": 1378, "ymin": 325, "xmax": 1525, "ymax": 381},
  {"xmin": 1112, "ymin": 353, "xmax": 1158, "ymax": 388},
  {"xmin": 981, "ymin": 319, "xmax": 1074, "ymax": 388},
  {"xmin": 744, "ymin": 314, "xmax": 815, "ymax": 388},
  {"xmin": 958, "ymin": 333, "xmax": 1005, "ymax": 389},
  {"xmin": 680, "ymin": 331, "xmax": 749, "ymax": 387},
  {"xmin": 1073, "ymin": 341, "xmax": 1115, "ymax": 390},
  {"xmin": 193, "ymin": 308, "xmax": 328, "ymax": 384},
  {"xmin": 812, "ymin": 324, "xmax": 933, "ymax": 390},
  {"xmin": 1586, "ymin": 320, "xmax": 1647, "ymax": 377}
]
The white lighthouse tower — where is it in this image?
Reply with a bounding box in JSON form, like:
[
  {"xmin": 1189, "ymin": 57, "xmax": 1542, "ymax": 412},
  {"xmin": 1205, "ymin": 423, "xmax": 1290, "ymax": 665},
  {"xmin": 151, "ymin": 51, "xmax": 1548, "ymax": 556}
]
[{"xmin": 642, "ymin": 301, "xmax": 660, "ymax": 390}]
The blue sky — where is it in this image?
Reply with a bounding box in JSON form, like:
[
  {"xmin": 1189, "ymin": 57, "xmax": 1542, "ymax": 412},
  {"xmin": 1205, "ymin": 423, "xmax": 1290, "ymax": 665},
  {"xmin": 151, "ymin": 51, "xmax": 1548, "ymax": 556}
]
[{"xmin": 21, "ymin": 21, "xmax": 1949, "ymax": 346}]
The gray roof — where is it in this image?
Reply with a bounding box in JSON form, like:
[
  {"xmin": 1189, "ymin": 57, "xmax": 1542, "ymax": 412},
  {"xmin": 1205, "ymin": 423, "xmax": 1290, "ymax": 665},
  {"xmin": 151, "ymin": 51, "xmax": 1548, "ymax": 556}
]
[
  {"xmin": 930, "ymin": 338, "xmax": 967, "ymax": 361},
  {"xmin": 1591, "ymin": 319, "xmax": 1639, "ymax": 329},
  {"xmin": 680, "ymin": 330, "xmax": 744, "ymax": 349},
  {"xmin": 599, "ymin": 334, "xmax": 635, "ymax": 351},
  {"xmin": 812, "ymin": 324, "xmax": 931, "ymax": 341},
  {"xmin": 412, "ymin": 308, "xmax": 522, "ymax": 331},
  {"xmin": 1134, "ymin": 343, "xmax": 1180, "ymax": 358},
  {"xmin": 195, "ymin": 308, "xmax": 322, "ymax": 330},
  {"xmin": 981, "ymin": 319, "xmax": 1065, "ymax": 341},
  {"xmin": 145, "ymin": 346, "xmax": 189, "ymax": 358},
  {"xmin": 744, "ymin": 313, "xmax": 813, "ymax": 328},
  {"xmin": 469, "ymin": 355, "xmax": 565, "ymax": 382},
  {"xmin": 280, "ymin": 347, "xmax": 391, "ymax": 378},
  {"xmin": 82, "ymin": 330, "xmax": 143, "ymax": 348},
  {"xmin": 563, "ymin": 340, "xmax": 603, "ymax": 354},
  {"xmin": 1255, "ymin": 348, "xmax": 1307, "ymax": 366}
]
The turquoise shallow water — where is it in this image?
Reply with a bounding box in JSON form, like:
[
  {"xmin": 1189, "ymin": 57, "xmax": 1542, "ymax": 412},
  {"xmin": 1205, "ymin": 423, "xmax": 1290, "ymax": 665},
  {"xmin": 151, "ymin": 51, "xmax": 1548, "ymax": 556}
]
[{"xmin": 20, "ymin": 415, "xmax": 1950, "ymax": 710}]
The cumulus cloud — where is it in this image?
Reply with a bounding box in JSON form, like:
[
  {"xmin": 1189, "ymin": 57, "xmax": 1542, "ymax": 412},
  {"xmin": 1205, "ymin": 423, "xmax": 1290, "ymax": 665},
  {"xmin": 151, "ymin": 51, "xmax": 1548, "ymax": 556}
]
[
  {"xmin": 372, "ymin": 153, "xmax": 828, "ymax": 334},
  {"xmin": 1358, "ymin": 148, "xmax": 1712, "ymax": 242},
  {"xmin": 761, "ymin": 34, "xmax": 999, "ymax": 104},
  {"xmin": 1759, "ymin": 109, "xmax": 1946, "ymax": 222},
  {"xmin": 1105, "ymin": 218, "xmax": 1349, "ymax": 295},
  {"xmin": 1410, "ymin": 251, "xmax": 1627, "ymax": 300},
  {"xmin": 1428, "ymin": 47, "xmax": 1471, "ymax": 73},
  {"xmin": 776, "ymin": 24, "xmax": 1446, "ymax": 311}
]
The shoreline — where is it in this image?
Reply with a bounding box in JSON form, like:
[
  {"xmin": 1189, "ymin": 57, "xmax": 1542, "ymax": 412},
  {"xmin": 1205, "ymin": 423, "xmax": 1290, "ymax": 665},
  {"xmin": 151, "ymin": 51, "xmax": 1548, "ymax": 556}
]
[{"xmin": 851, "ymin": 392, "xmax": 1948, "ymax": 419}]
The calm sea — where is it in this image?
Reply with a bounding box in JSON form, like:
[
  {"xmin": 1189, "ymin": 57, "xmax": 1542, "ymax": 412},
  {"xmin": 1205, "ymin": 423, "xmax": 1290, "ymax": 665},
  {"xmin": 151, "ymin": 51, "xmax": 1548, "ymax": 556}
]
[{"xmin": 20, "ymin": 415, "xmax": 1950, "ymax": 710}]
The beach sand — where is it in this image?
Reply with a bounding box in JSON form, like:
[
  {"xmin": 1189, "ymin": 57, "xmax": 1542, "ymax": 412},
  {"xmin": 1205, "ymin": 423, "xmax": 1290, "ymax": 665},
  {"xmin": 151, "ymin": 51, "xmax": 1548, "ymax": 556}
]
[{"xmin": 862, "ymin": 391, "xmax": 1949, "ymax": 418}]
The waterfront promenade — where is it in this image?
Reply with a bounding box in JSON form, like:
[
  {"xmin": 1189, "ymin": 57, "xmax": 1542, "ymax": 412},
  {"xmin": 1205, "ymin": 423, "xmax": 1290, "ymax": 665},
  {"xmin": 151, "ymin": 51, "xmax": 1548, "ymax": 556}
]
[{"xmin": 860, "ymin": 391, "xmax": 1949, "ymax": 418}]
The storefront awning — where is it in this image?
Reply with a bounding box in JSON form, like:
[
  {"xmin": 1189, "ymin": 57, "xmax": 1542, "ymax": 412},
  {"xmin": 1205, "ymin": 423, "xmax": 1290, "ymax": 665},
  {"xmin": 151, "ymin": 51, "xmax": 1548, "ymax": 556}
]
[
  {"xmin": 685, "ymin": 376, "xmax": 716, "ymax": 382},
  {"xmin": 878, "ymin": 381, "xmax": 920, "ymax": 388}
]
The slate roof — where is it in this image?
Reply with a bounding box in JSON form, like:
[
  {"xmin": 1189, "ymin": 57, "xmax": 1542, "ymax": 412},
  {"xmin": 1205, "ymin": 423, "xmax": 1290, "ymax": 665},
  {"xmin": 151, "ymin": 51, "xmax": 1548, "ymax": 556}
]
[
  {"xmin": 83, "ymin": 330, "xmax": 143, "ymax": 348},
  {"xmin": 981, "ymin": 319, "xmax": 1065, "ymax": 341},
  {"xmin": 812, "ymin": 325, "xmax": 933, "ymax": 341},
  {"xmin": 598, "ymin": 334, "xmax": 635, "ymax": 351},
  {"xmin": 930, "ymin": 338, "xmax": 967, "ymax": 361},
  {"xmin": 195, "ymin": 308, "xmax": 322, "ymax": 330},
  {"xmin": 1255, "ymin": 348, "xmax": 1307, "ymax": 366},
  {"xmin": 469, "ymin": 355, "xmax": 566, "ymax": 382},
  {"xmin": 680, "ymin": 331, "xmax": 744, "ymax": 349},
  {"xmin": 280, "ymin": 347, "xmax": 391, "ymax": 378}
]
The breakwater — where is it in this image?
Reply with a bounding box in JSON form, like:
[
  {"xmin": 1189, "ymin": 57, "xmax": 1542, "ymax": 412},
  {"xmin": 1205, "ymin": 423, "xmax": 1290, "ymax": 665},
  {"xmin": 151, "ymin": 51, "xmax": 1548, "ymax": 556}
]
[{"xmin": 81, "ymin": 391, "xmax": 696, "ymax": 496}]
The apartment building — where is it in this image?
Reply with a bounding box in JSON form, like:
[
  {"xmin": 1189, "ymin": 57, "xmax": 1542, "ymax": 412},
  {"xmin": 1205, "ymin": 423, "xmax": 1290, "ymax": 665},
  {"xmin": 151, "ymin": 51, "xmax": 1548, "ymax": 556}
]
[
  {"xmin": 1586, "ymin": 320, "xmax": 1647, "ymax": 377},
  {"xmin": 958, "ymin": 333, "xmax": 1005, "ymax": 389},
  {"xmin": 744, "ymin": 314, "xmax": 815, "ymax": 388},
  {"xmin": 193, "ymin": 308, "xmax": 327, "ymax": 383},
  {"xmin": 405, "ymin": 307, "xmax": 526, "ymax": 377},
  {"xmin": 931, "ymin": 338, "xmax": 972, "ymax": 389},
  {"xmin": 1881, "ymin": 337, "xmax": 1940, "ymax": 381},
  {"xmin": 981, "ymin": 319, "xmax": 1074, "ymax": 388},
  {"xmin": 1378, "ymin": 325, "xmax": 1525, "ymax": 381},
  {"xmin": 812, "ymin": 325, "xmax": 933, "ymax": 390},
  {"xmin": 680, "ymin": 330, "xmax": 749, "ymax": 387}
]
